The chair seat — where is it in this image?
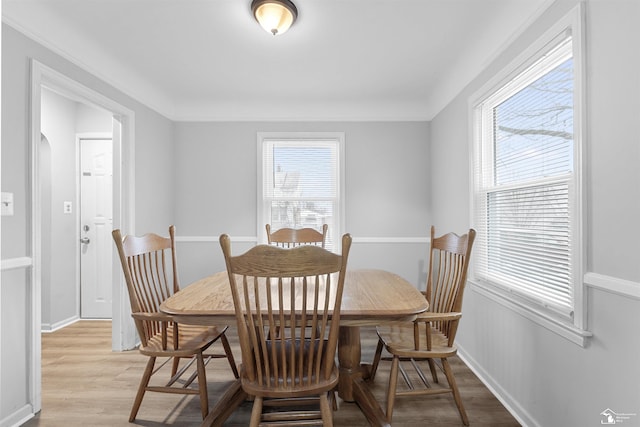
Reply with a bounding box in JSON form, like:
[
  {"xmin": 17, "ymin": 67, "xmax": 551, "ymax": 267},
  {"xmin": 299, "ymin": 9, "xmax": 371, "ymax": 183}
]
[
  {"xmin": 139, "ymin": 323, "xmax": 228, "ymax": 357},
  {"xmin": 242, "ymin": 367, "xmax": 339, "ymax": 398},
  {"xmin": 376, "ymin": 322, "xmax": 457, "ymax": 359}
]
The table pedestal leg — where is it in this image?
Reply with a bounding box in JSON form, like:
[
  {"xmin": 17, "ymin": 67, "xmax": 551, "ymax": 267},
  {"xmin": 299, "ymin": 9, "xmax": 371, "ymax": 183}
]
[
  {"xmin": 338, "ymin": 326, "xmax": 361, "ymax": 402},
  {"xmin": 200, "ymin": 379, "xmax": 247, "ymax": 427},
  {"xmin": 338, "ymin": 326, "xmax": 391, "ymax": 427}
]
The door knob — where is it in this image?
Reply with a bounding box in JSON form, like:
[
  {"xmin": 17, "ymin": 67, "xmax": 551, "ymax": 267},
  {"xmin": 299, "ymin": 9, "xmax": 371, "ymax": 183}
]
[{"xmin": 80, "ymin": 237, "xmax": 90, "ymax": 244}]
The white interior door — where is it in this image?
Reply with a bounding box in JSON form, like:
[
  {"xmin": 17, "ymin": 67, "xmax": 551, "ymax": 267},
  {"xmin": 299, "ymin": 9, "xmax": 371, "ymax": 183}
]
[{"xmin": 80, "ymin": 138, "xmax": 113, "ymax": 318}]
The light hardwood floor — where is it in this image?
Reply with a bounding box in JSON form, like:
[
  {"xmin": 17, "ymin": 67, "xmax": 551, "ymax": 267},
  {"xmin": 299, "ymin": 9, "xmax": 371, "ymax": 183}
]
[{"xmin": 24, "ymin": 320, "xmax": 520, "ymax": 427}]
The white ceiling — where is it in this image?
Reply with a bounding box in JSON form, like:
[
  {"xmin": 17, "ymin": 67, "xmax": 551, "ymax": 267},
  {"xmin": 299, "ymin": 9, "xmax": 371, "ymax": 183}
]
[{"xmin": 2, "ymin": 0, "xmax": 552, "ymax": 121}]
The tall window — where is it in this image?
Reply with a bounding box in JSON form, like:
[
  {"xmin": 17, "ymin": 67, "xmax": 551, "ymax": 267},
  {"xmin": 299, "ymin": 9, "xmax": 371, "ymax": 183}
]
[
  {"xmin": 472, "ymin": 24, "xmax": 583, "ymax": 321},
  {"xmin": 258, "ymin": 133, "xmax": 344, "ymax": 251}
]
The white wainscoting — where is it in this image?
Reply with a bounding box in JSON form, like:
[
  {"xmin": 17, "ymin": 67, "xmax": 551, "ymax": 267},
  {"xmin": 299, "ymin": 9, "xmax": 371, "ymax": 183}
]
[
  {"xmin": 457, "ymin": 346, "xmax": 540, "ymax": 427},
  {"xmin": 459, "ymin": 271, "xmax": 640, "ymax": 427},
  {"xmin": 0, "ymin": 258, "xmax": 35, "ymax": 427}
]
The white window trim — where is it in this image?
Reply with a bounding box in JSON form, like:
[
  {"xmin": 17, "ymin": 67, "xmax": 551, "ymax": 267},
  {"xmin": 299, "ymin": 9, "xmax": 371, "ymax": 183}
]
[
  {"xmin": 468, "ymin": 4, "xmax": 590, "ymax": 346},
  {"xmin": 256, "ymin": 132, "xmax": 345, "ymax": 249}
]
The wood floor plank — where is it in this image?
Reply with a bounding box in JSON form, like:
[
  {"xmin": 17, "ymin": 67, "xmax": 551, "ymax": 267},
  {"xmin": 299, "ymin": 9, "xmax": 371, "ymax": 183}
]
[{"xmin": 24, "ymin": 320, "xmax": 520, "ymax": 426}]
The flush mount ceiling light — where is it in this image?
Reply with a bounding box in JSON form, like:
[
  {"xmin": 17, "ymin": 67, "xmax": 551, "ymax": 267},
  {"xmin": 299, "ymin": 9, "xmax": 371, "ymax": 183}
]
[{"xmin": 251, "ymin": 0, "xmax": 298, "ymax": 36}]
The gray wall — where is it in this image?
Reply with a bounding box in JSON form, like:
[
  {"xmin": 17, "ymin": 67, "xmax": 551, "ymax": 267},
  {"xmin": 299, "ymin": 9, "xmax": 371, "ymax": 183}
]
[
  {"xmin": 172, "ymin": 121, "xmax": 431, "ymax": 286},
  {"xmin": 1, "ymin": 23, "xmax": 174, "ymax": 424},
  {"xmin": 40, "ymin": 88, "xmax": 78, "ymax": 330},
  {"xmin": 429, "ymin": 1, "xmax": 640, "ymax": 426}
]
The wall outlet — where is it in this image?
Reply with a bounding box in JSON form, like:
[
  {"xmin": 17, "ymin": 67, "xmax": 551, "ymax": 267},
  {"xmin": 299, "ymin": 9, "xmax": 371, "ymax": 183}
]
[{"xmin": 63, "ymin": 201, "xmax": 73, "ymax": 214}]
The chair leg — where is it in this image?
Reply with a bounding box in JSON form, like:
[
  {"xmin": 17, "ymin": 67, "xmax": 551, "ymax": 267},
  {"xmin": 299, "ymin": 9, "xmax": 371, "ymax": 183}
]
[
  {"xmin": 220, "ymin": 333, "xmax": 239, "ymax": 379},
  {"xmin": 320, "ymin": 393, "xmax": 334, "ymax": 427},
  {"xmin": 196, "ymin": 352, "xmax": 209, "ymax": 420},
  {"xmin": 385, "ymin": 356, "xmax": 400, "ymax": 423},
  {"xmin": 442, "ymin": 358, "xmax": 469, "ymax": 426},
  {"xmin": 427, "ymin": 358, "xmax": 439, "ymax": 383},
  {"xmin": 130, "ymin": 356, "xmax": 156, "ymax": 422},
  {"xmin": 249, "ymin": 396, "xmax": 263, "ymax": 427},
  {"xmin": 369, "ymin": 339, "xmax": 385, "ymax": 381},
  {"xmin": 330, "ymin": 387, "xmax": 338, "ymax": 411},
  {"xmin": 171, "ymin": 356, "xmax": 180, "ymax": 377}
]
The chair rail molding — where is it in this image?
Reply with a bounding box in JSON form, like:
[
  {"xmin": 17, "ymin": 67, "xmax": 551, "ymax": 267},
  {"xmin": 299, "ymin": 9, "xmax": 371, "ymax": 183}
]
[
  {"xmin": 352, "ymin": 237, "xmax": 429, "ymax": 244},
  {"xmin": 175, "ymin": 236, "xmax": 430, "ymax": 244},
  {"xmin": 584, "ymin": 272, "xmax": 640, "ymax": 300},
  {"xmin": 175, "ymin": 235, "xmax": 256, "ymax": 243},
  {"xmin": 1, "ymin": 257, "xmax": 33, "ymax": 271}
]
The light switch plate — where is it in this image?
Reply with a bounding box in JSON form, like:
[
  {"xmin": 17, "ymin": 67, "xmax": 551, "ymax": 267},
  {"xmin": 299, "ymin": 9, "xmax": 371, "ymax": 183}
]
[{"xmin": 64, "ymin": 201, "xmax": 73, "ymax": 214}]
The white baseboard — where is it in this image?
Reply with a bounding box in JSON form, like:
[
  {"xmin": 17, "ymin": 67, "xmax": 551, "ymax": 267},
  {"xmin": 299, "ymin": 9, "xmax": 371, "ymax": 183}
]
[
  {"xmin": 41, "ymin": 315, "xmax": 79, "ymax": 333},
  {"xmin": 457, "ymin": 344, "xmax": 540, "ymax": 427},
  {"xmin": 0, "ymin": 404, "xmax": 34, "ymax": 427}
]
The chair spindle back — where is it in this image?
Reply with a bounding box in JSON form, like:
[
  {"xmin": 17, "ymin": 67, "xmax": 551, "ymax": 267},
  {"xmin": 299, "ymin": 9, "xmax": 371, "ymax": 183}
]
[
  {"xmin": 425, "ymin": 226, "xmax": 476, "ymax": 338},
  {"xmin": 266, "ymin": 224, "xmax": 328, "ymax": 248},
  {"xmin": 220, "ymin": 233, "xmax": 351, "ymax": 389},
  {"xmin": 113, "ymin": 226, "xmax": 179, "ymax": 346}
]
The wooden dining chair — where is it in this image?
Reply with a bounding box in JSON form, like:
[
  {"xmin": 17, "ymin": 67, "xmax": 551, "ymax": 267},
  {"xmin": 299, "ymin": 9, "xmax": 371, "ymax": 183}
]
[
  {"xmin": 112, "ymin": 225, "xmax": 239, "ymax": 422},
  {"xmin": 265, "ymin": 222, "xmax": 335, "ymax": 406},
  {"xmin": 266, "ymin": 224, "xmax": 328, "ymax": 248},
  {"xmin": 220, "ymin": 232, "xmax": 352, "ymax": 427},
  {"xmin": 369, "ymin": 226, "xmax": 476, "ymax": 425}
]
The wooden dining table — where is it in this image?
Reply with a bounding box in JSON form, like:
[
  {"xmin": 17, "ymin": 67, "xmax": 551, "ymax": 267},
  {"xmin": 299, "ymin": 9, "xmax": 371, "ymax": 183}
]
[{"xmin": 160, "ymin": 268, "xmax": 428, "ymax": 427}]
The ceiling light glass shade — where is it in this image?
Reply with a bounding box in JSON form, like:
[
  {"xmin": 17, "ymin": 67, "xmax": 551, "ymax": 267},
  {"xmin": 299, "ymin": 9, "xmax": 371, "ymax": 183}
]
[{"xmin": 251, "ymin": 0, "xmax": 298, "ymax": 36}]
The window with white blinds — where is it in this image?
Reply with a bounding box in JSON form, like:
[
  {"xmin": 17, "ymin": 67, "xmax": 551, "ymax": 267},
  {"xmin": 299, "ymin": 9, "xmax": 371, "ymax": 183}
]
[
  {"xmin": 258, "ymin": 133, "xmax": 344, "ymax": 251},
  {"xmin": 472, "ymin": 33, "xmax": 581, "ymax": 313}
]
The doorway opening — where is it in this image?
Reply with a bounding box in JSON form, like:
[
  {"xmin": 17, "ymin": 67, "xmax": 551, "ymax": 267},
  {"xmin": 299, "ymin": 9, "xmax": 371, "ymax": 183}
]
[
  {"xmin": 30, "ymin": 60, "xmax": 136, "ymax": 415},
  {"xmin": 40, "ymin": 86, "xmax": 114, "ymax": 328}
]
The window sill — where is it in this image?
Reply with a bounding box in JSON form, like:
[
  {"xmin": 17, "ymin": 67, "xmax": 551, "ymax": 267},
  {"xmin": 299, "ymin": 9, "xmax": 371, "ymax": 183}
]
[{"xmin": 468, "ymin": 279, "xmax": 592, "ymax": 347}]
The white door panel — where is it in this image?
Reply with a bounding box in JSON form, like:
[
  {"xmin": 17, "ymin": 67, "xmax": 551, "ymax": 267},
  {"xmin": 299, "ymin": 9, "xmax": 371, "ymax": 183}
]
[{"xmin": 80, "ymin": 138, "xmax": 113, "ymax": 318}]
